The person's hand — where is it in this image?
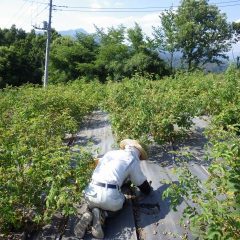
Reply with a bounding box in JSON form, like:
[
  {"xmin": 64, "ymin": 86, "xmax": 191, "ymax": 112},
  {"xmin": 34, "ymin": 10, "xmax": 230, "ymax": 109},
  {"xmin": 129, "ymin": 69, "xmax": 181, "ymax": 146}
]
[{"xmin": 121, "ymin": 179, "xmax": 132, "ymax": 188}]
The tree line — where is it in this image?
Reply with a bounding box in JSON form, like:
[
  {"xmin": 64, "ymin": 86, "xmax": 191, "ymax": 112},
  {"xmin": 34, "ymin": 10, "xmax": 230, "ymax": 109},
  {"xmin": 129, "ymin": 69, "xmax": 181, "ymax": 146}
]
[{"xmin": 0, "ymin": 0, "xmax": 240, "ymax": 88}]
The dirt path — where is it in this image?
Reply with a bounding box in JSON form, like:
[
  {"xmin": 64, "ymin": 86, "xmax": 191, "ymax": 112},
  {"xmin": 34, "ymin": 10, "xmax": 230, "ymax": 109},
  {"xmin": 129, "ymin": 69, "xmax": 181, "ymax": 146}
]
[
  {"xmin": 64, "ymin": 110, "xmax": 137, "ymax": 240},
  {"xmin": 74, "ymin": 111, "xmax": 116, "ymax": 158},
  {"xmin": 134, "ymin": 116, "xmax": 210, "ymax": 240}
]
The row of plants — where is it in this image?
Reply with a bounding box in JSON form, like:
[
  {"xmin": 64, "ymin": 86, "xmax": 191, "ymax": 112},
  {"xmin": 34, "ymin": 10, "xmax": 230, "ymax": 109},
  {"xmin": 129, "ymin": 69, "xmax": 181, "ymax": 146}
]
[
  {"xmin": 163, "ymin": 67, "xmax": 240, "ymax": 239},
  {"xmin": 103, "ymin": 66, "xmax": 240, "ymax": 239},
  {"xmin": 0, "ymin": 81, "xmax": 104, "ymax": 233},
  {"xmin": 104, "ymin": 66, "xmax": 240, "ymax": 142},
  {"xmin": 162, "ymin": 124, "xmax": 240, "ymax": 239}
]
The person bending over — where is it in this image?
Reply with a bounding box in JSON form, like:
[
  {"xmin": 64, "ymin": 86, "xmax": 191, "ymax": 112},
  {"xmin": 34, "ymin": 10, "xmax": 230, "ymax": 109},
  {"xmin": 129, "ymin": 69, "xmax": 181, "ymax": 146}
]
[{"xmin": 75, "ymin": 139, "xmax": 152, "ymax": 239}]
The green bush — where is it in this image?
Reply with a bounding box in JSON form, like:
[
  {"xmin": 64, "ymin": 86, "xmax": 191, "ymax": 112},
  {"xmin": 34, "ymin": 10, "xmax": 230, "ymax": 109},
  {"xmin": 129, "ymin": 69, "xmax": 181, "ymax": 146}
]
[
  {"xmin": 103, "ymin": 67, "xmax": 240, "ymax": 239},
  {"xmin": 0, "ymin": 81, "xmax": 104, "ymax": 232},
  {"xmin": 161, "ymin": 67, "xmax": 240, "ymax": 239}
]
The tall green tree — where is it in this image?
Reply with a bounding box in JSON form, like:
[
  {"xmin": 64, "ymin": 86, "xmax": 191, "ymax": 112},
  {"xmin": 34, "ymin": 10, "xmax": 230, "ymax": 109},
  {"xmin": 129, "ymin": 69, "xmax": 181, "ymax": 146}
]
[
  {"xmin": 0, "ymin": 25, "xmax": 26, "ymax": 46},
  {"xmin": 0, "ymin": 27, "xmax": 46, "ymax": 88},
  {"xmin": 127, "ymin": 23, "xmax": 145, "ymax": 53},
  {"xmin": 49, "ymin": 33, "xmax": 98, "ymax": 83},
  {"xmin": 75, "ymin": 32, "xmax": 99, "ymax": 80},
  {"xmin": 95, "ymin": 25, "xmax": 129, "ymax": 81},
  {"xmin": 153, "ymin": 8, "xmax": 178, "ymax": 72},
  {"xmin": 175, "ymin": 0, "xmax": 233, "ymax": 70},
  {"xmin": 126, "ymin": 23, "xmax": 169, "ymax": 77},
  {"xmin": 155, "ymin": 0, "xmax": 233, "ymax": 71}
]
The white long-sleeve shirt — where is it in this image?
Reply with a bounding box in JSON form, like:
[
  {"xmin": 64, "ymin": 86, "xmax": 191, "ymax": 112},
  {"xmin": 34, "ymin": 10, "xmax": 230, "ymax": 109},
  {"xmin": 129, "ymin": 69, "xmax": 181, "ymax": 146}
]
[{"xmin": 91, "ymin": 145, "xmax": 146, "ymax": 187}]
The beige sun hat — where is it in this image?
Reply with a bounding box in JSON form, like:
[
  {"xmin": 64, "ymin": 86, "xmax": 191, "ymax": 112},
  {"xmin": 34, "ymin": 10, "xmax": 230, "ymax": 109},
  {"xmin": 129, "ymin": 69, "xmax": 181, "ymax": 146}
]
[{"xmin": 120, "ymin": 139, "xmax": 148, "ymax": 160}]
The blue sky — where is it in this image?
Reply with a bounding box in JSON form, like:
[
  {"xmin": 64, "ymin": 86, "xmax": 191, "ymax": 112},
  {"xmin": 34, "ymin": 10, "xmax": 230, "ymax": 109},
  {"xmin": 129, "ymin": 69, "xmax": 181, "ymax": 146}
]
[
  {"xmin": 1, "ymin": 0, "xmax": 240, "ymax": 56},
  {"xmin": 1, "ymin": 0, "xmax": 239, "ymax": 34}
]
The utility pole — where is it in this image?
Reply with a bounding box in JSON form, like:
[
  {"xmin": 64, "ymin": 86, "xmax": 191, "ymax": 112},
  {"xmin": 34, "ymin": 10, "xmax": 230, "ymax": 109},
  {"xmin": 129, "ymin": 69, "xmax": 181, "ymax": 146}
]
[{"xmin": 43, "ymin": 0, "xmax": 53, "ymax": 87}]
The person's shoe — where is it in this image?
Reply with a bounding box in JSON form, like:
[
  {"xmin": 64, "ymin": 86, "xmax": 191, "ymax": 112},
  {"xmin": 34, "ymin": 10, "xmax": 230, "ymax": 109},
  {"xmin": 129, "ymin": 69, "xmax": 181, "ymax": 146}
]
[
  {"xmin": 91, "ymin": 208, "xmax": 105, "ymax": 239},
  {"xmin": 74, "ymin": 211, "xmax": 93, "ymax": 238}
]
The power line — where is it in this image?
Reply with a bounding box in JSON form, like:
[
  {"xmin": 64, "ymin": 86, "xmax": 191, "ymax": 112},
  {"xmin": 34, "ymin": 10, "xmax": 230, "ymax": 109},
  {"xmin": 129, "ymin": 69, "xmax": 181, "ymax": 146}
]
[
  {"xmin": 218, "ymin": 3, "xmax": 240, "ymax": 7},
  {"xmin": 54, "ymin": 5, "xmax": 240, "ymax": 13},
  {"xmin": 55, "ymin": 0, "xmax": 240, "ymax": 9},
  {"xmin": 32, "ymin": 4, "xmax": 49, "ymax": 19},
  {"xmin": 24, "ymin": 0, "xmax": 240, "ymax": 8},
  {"xmin": 211, "ymin": 0, "xmax": 240, "ymax": 3},
  {"xmin": 55, "ymin": 5, "xmax": 177, "ymax": 10},
  {"xmin": 5, "ymin": 1, "xmax": 31, "ymax": 28},
  {"xmin": 23, "ymin": 0, "xmax": 48, "ymax": 5},
  {"xmin": 4, "ymin": 0, "xmax": 48, "ymax": 30},
  {"xmin": 31, "ymin": 4, "xmax": 49, "ymax": 30},
  {"xmin": 217, "ymin": 3, "xmax": 240, "ymax": 6},
  {"xmin": 52, "ymin": 0, "xmax": 240, "ymax": 13},
  {"xmin": 54, "ymin": 9, "xmax": 170, "ymax": 13}
]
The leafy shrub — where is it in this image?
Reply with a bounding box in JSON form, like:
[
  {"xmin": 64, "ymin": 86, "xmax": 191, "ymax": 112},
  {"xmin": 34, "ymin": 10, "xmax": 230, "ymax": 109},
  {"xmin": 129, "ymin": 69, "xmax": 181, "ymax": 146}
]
[
  {"xmin": 0, "ymin": 81, "xmax": 104, "ymax": 232},
  {"xmin": 163, "ymin": 126, "xmax": 240, "ymax": 239},
  {"xmin": 103, "ymin": 72, "xmax": 209, "ymax": 143},
  {"xmin": 161, "ymin": 67, "xmax": 240, "ymax": 239}
]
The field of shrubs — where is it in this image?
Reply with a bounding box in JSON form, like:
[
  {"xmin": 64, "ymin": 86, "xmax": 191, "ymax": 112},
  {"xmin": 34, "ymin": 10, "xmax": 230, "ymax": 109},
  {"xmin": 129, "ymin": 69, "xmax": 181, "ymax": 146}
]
[{"xmin": 0, "ymin": 66, "xmax": 239, "ymax": 239}]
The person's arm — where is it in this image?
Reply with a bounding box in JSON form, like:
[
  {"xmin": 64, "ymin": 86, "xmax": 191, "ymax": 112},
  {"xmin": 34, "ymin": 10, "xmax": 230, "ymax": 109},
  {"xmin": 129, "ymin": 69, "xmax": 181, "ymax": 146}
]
[
  {"xmin": 129, "ymin": 160, "xmax": 152, "ymax": 195},
  {"xmin": 137, "ymin": 180, "xmax": 152, "ymax": 195}
]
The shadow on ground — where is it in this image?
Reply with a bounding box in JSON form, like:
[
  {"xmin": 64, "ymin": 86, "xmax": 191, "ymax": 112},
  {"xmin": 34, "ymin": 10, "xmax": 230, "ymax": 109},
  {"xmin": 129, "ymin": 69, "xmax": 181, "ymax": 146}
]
[
  {"xmin": 133, "ymin": 182, "xmax": 181, "ymax": 227},
  {"xmin": 148, "ymin": 130, "xmax": 211, "ymax": 168}
]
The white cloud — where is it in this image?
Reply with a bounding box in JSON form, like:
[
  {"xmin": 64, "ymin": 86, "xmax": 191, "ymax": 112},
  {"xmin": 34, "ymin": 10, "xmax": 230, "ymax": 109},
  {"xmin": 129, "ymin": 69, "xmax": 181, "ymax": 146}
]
[
  {"xmin": 55, "ymin": 11, "xmax": 161, "ymax": 37},
  {"xmin": 114, "ymin": 1, "xmax": 124, "ymax": 7},
  {"xmin": 90, "ymin": 3, "xmax": 102, "ymax": 9},
  {"xmin": 89, "ymin": 0, "xmax": 111, "ymax": 8},
  {"xmin": 137, "ymin": 13, "xmax": 161, "ymax": 36}
]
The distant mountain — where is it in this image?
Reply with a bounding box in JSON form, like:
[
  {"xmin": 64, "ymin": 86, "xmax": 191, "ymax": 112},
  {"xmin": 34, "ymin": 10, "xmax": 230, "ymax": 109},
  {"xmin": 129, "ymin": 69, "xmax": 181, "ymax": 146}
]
[
  {"xmin": 59, "ymin": 28, "xmax": 88, "ymax": 37},
  {"xmin": 160, "ymin": 51, "xmax": 231, "ymax": 72}
]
